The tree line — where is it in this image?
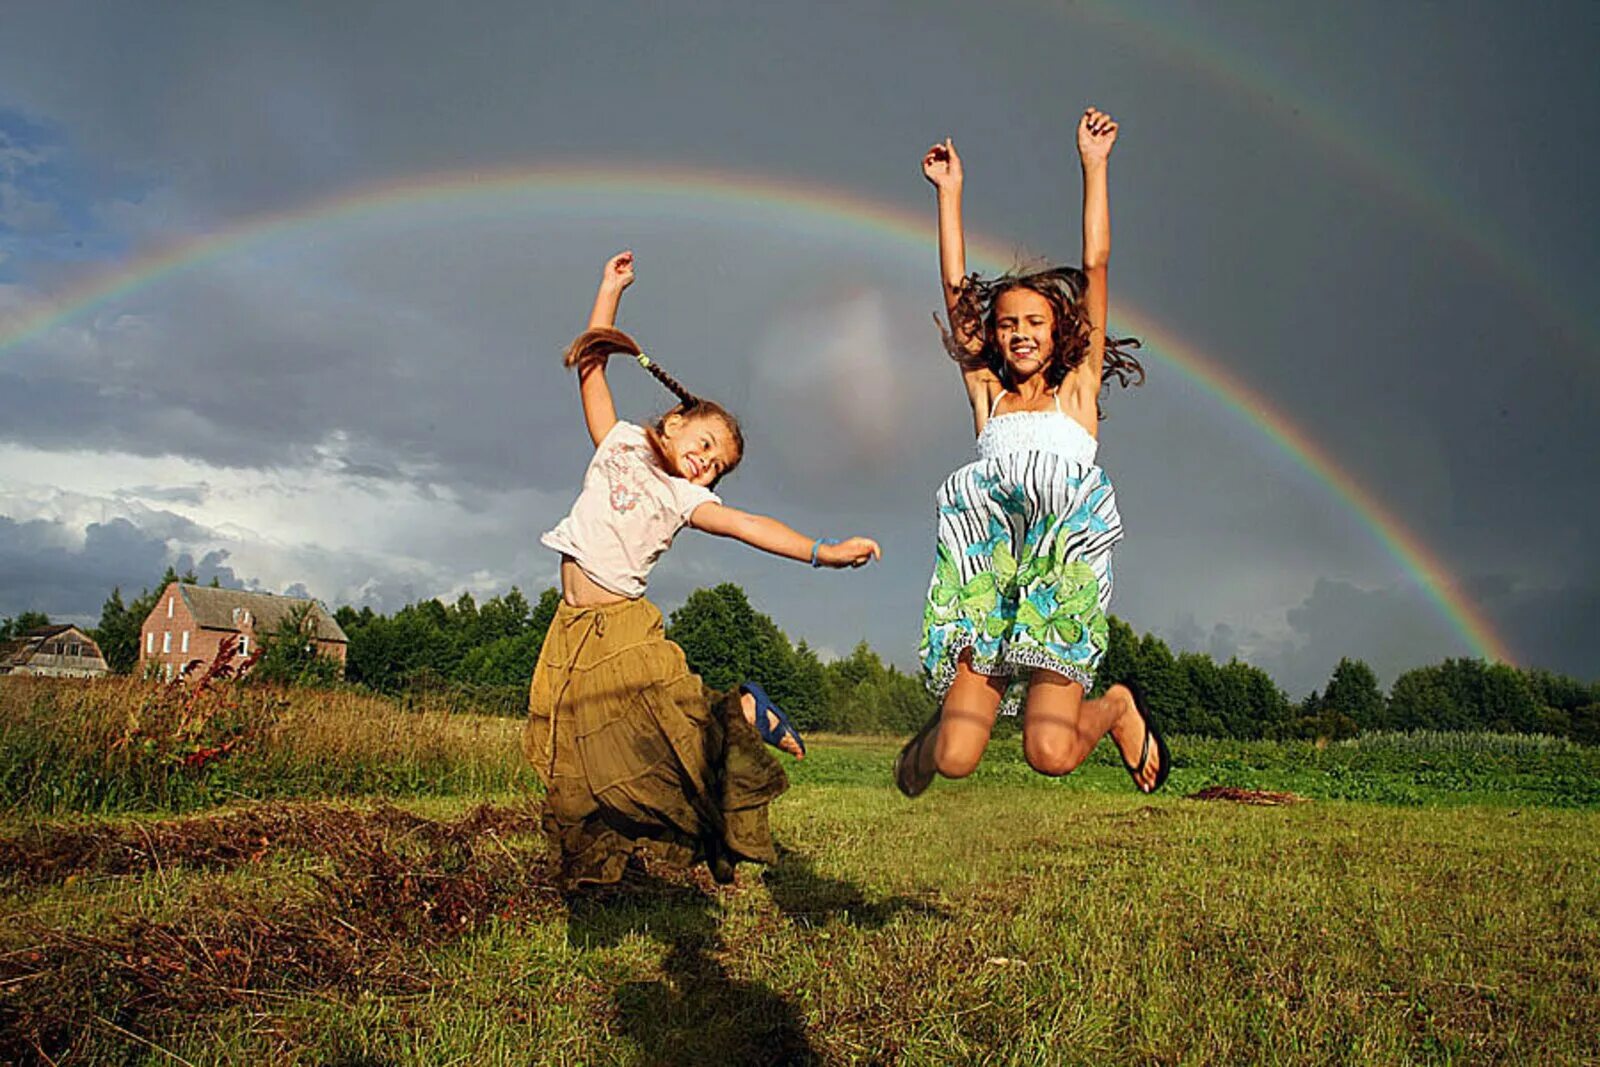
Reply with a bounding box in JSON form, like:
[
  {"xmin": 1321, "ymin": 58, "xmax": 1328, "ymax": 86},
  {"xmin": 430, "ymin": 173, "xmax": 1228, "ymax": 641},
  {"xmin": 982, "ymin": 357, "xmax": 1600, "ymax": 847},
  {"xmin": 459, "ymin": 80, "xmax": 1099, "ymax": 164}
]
[{"xmin": 9, "ymin": 570, "xmax": 1598, "ymax": 743}]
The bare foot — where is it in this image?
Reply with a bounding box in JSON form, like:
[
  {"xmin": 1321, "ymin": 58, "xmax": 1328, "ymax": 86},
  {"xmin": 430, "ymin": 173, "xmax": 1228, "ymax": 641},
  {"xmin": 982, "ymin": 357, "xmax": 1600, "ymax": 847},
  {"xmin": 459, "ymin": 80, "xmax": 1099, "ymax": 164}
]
[
  {"xmin": 741, "ymin": 690, "xmax": 804, "ymax": 759},
  {"xmin": 1107, "ymin": 684, "xmax": 1161, "ymax": 792}
]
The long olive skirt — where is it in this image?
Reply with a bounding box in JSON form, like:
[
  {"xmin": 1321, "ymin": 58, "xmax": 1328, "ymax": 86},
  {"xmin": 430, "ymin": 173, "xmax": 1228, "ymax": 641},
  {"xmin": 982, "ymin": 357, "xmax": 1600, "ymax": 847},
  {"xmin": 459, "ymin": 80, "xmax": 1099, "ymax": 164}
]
[{"xmin": 523, "ymin": 597, "xmax": 788, "ymax": 887}]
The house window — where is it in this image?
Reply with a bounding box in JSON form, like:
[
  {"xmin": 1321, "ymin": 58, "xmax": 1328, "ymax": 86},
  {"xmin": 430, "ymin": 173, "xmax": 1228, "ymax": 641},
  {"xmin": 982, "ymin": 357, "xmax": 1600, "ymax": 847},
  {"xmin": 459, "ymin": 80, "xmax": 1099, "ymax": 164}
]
[
  {"xmin": 181, "ymin": 631, "xmax": 190, "ymax": 654},
  {"xmin": 239, "ymin": 635, "xmax": 250, "ymax": 656},
  {"xmin": 162, "ymin": 632, "xmax": 171, "ymax": 654},
  {"xmin": 167, "ymin": 596, "xmax": 174, "ymax": 619},
  {"xmin": 146, "ymin": 632, "xmax": 155, "ymax": 654},
  {"xmin": 165, "ymin": 663, "xmax": 173, "ymax": 681},
  {"xmin": 69, "ymin": 643, "xmax": 80, "ymax": 656}
]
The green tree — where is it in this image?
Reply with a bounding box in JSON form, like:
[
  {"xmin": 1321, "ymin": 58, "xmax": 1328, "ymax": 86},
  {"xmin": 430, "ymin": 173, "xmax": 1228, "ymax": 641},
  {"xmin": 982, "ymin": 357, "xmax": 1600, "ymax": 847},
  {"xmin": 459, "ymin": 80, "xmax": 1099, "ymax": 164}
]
[
  {"xmin": 333, "ymin": 604, "xmax": 366, "ymax": 633},
  {"xmin": 455, "ymin": 589, "xmax": 562, "ymax": 686},
  {"xmin": 1240, "ymin": 663, "xmax": 1294, "ymax": 739},
  {"xmin": 1093, "ymin": 615, "xmax": 1139, "ymax": 693},
  {"xmin": 0, "ymin": 610, "xmax": 51, "ymax": 643},
  {"xmin": 667, "ymin": 583, "xmax": 797, "ymax": 695},
  {"xmin": 1321, "ymin": 658, "xmax": 1385, "ymax": 732},
  {"xmin": 252, "ymin": 603, "xmax": 339, "ymax": 687},
  {"xmin": 1388, "ymin": 664, "xmax": 1452, "ymax": 731},
  {"xmin": 93, "ymin": 589, "xmax": 141, "ymax": 673},
  {"xmin": 1478, "ymin": 663, "xmax": 1543, "ymax": 734},
  {"xmin": 1132, "ymin": 634, "xmax": 1191, "ymax": 729},
  {"xmin": 787, "ymin": 641, "xmax": 829, "ymax": 731},
  {"xmin": 477, "ymin": 587, "xmax": 533, "ymax": 644},
  {"xmin": 344, "ymin": 607, "xmax": 446, "ymax": 692},
  {"xmin": 1176, "ymin": 651, "xmax": 1226, "ymax": 737},
  {"xmin": 1571, "ymin": 703, "xmax": 1600, "ymax": 746}
]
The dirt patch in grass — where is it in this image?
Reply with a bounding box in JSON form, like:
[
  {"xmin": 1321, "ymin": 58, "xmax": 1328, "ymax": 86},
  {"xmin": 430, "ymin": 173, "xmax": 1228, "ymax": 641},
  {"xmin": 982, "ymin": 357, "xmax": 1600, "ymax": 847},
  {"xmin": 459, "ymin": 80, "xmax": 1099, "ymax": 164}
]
[
  {"xmin": 0, "ymin": 800, "xmax": 540, "ymax": 885},
  {"xmin": 0, "ymin": 802, "xmax": 556, "ymax": 1064},
  {"xmin": 1187, "ymin": 786, "xmax": 1309, "ymax": 806}
]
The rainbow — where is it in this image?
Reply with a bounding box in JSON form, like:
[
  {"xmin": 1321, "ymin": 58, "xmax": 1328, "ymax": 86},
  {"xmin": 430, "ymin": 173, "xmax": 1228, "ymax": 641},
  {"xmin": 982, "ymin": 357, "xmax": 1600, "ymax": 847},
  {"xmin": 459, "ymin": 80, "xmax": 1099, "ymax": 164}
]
[
  {"xmin": 1060, "ymin": 0, "xmax": 1597, "ymax": 359},
  {"xmin": 0, "ymin": 162, "xmax": 1514, "ymax": 663}
]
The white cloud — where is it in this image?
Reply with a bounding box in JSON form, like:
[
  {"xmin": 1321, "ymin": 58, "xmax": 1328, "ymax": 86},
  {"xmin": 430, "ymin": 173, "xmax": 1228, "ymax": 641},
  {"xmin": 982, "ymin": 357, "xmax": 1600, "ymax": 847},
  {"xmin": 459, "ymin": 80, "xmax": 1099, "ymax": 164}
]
[{"xmin": 0, "ymin": 441, "xmax": 572, "ymax": 613}]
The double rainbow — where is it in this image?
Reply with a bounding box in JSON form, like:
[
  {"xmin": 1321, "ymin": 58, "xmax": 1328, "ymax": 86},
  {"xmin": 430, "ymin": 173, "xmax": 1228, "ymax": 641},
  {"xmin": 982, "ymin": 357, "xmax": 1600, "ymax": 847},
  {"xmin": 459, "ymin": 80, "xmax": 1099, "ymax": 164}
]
[{"xmin": 0, "ymin": 163, "xmax": 1514, "ymax": 663}]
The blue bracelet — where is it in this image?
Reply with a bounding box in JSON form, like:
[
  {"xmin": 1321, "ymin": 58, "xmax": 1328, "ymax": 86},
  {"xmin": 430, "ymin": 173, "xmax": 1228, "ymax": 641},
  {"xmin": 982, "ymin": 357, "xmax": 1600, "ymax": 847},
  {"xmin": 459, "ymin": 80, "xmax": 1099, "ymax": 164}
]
[{"xmin": 810, "ymin": 537, "xmax": 840, "ymax": 567}]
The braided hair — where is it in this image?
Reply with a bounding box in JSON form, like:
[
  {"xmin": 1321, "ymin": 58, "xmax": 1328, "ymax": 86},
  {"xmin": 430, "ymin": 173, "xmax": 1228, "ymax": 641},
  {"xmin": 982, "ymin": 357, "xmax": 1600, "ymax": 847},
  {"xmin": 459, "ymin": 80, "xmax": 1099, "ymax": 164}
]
[
  {"xmin": 937, "ymin": 267, "xmax": 1144, "ymax": 410},
  {"xmin": 563, "ymin": 326, "xmax": 745, "ymax": 483}
]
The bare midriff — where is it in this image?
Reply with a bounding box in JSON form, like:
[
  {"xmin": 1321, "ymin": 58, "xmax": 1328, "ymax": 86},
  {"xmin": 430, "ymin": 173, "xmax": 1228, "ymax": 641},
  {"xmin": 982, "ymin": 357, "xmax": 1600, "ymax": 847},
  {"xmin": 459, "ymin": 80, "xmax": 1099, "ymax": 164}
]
[{"xmin": 559, "ymin": 556, "xmax": 631, "ymax": 608}]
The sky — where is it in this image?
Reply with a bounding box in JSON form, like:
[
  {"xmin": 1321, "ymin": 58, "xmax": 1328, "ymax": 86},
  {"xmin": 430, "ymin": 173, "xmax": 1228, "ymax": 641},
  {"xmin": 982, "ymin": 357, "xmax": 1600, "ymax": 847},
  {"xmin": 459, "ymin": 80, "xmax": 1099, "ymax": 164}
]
[{"xmin": 0, "ymin": 0, "xmax": 1595, "ymax": 695}]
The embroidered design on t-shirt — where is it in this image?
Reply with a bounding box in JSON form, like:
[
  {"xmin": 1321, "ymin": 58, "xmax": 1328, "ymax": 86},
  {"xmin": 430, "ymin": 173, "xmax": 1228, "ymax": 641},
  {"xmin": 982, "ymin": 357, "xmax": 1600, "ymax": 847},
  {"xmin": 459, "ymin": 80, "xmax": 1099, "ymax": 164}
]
[{"xmin": 603, "ymin": 443, "xmax": 649, "ymax": 513}]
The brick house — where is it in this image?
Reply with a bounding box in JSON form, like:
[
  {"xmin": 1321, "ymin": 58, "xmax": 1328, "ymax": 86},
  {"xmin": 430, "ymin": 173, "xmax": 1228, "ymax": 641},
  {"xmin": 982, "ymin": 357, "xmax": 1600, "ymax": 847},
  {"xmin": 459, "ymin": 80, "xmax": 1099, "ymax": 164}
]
[
  {"xmin": 140, "ymin": 583, "xmax": 348, "ymax": 681},
  {"xmin": 0, "ymin": 624, "xmax": 111, "ymax": 678}
]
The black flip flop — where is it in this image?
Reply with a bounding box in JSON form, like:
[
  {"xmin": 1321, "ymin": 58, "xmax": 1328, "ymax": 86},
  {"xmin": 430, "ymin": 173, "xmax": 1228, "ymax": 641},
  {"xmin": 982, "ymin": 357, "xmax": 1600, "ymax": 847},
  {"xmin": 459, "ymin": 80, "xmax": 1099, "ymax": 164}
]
[
  {"xmin": 894, "ymin": 711, "xmax": 942, "ymax": 798},
  {"xmin": 1119, "ymin": 680, "xmax": 1171, "ymax": 794}
]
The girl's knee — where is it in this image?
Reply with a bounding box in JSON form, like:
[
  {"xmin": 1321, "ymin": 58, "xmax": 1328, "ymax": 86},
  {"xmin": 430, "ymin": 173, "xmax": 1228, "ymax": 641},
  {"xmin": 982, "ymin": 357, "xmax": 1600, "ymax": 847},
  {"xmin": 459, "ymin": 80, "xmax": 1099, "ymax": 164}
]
[
  {"xmin": 1024, "ymin": 736, "xmax": 1086, "ymax": 777},
  {"xmin": 934, "ymin": 737, "xmax": 984, "ymax": 779}
]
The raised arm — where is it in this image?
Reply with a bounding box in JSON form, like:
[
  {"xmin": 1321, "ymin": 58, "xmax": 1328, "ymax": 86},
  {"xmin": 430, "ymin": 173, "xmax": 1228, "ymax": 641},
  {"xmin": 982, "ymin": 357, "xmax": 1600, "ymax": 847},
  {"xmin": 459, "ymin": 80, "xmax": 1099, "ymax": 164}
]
[
  {"xmin": 922, "ymin": 139, "xmax": 968, "ymax": 325},
  {"xmin": 923, "ymin": 138, "xmax": 996, "ymax": 428},
  {"xmin": 573, "ymin": 251, "xmax": 634, "ymax": 446},
  {"xmin": 688, "ymin": 502, "xmax": 881, "ymax": 569},
  {"xmin": 1073, "ymin": 108, "xmax": 1118, "ymax": 403}
]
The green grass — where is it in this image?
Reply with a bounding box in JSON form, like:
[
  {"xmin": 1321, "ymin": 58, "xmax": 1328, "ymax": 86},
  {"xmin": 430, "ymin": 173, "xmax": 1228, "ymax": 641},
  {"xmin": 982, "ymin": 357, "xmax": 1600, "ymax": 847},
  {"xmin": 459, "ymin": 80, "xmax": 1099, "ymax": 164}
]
[
  {"xmin": 2, "ymin": 681, "xmax": 1598, "ymax": 1063},
  {"xmin": 801, "ymin": 730, "xmax": 1600, "ymax": 808}
]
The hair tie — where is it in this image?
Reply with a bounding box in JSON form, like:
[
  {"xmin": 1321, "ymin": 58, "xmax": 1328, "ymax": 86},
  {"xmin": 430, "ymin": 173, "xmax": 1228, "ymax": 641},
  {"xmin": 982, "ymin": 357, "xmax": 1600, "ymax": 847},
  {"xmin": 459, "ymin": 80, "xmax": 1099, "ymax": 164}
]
[{"xmin": 636, "ymin": 352, "xmax": 653, "ymax": 370}]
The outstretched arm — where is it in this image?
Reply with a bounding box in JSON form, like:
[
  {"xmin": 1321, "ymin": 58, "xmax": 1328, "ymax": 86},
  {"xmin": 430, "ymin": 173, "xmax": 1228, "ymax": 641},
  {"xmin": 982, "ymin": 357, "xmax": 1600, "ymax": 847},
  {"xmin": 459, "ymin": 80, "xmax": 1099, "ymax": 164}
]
[
  {"xmin": 1074, "ymin": 108, "xmax": 1117, "ymax": 401},
  {"xmin": 688, "ymin": 502, "xmax": 881, "ymax": 568},
  {"xmin": 574, "ymin": 251, "xmax": 634, "ymax": 446}
]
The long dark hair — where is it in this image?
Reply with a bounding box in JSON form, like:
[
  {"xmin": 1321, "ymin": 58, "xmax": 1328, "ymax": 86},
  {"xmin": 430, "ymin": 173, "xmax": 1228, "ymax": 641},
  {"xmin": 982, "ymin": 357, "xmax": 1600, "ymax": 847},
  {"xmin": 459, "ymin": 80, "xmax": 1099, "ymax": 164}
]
[
  {"xmin": 939, "ymin": 267, "xmax": 1144, "ymax": 402},
  {"xmin": 563, "ymin": 326, "xmax": 745, "ymax": 483}
]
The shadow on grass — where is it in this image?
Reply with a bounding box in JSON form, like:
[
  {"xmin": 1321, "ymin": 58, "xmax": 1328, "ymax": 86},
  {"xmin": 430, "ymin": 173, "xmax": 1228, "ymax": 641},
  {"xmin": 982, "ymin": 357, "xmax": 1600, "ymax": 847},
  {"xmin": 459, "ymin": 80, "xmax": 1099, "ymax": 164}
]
[
  {"xmin": 565, "ymin": 870, "xmax": 820, "ymax": 1066},
  {"xmin": 560, "ymin": 845, "xmax": 947, "ymax": 1065},
  {"xmin": 761, "ymin": 843, "xmax": 949, "ymax": 929}
]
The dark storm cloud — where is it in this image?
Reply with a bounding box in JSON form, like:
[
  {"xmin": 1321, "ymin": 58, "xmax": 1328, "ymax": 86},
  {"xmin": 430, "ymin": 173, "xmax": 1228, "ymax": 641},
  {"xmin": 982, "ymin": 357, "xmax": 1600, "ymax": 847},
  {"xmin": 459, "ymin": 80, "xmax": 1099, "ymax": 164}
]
[
  {"xmin": 0, "ymin": 506, "xmax": 435, "ymax": 623},
  {"xmin": 0, "ymin": 509, "xmax": 263, "ymax": 620},
  {"xmin": 0, "ymin": 1, "xmax": 1594, "ymax": 682},
  {"xmin": 0, "ymin": 515, "xmax": 172, "ymax": 618},
  {"xmin": 1472, "ymin": 576, "xmax": 1600, "ymax": 684}
]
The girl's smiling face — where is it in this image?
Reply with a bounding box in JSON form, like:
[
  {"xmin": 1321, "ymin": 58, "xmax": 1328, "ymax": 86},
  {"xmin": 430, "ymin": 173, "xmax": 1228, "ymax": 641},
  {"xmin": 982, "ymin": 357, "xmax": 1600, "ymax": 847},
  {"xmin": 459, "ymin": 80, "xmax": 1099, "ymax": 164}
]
[
  {"xmin": 659, "ymin": 412, "xmax": 739, "ymax": 487},
  {"xmin": 993, "ymin": 287, "xmax": 1055, "ymax": 379}
]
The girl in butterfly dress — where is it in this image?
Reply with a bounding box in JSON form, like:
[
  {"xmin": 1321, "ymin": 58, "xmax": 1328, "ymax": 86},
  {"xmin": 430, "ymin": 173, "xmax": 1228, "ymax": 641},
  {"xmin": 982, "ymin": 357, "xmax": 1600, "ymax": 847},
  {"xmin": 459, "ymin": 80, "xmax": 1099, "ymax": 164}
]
[{"xmin": 895, "ymin": 108, "xmax": 1170, "ymax": 797}]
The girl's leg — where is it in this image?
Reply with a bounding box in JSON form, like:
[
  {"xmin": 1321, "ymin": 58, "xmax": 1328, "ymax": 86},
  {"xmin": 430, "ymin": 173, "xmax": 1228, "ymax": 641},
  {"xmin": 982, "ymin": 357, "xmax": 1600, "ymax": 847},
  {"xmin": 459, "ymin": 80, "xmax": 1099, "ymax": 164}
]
[
  {"xmin": 1021, "ymin": 672, "xmax": 1162, "ymax": 790},
  {"xmin": 928, "ymin": 650, "xmax": 1007, "ymax": 779}
]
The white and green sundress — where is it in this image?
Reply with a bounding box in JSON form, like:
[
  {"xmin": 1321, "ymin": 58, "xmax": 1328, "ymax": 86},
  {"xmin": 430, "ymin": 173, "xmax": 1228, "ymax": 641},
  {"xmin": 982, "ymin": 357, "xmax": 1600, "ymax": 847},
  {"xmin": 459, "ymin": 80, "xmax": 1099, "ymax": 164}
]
[{"xmin": 919, "ymin": 391, "xmax": 1123, "ymax": 713}]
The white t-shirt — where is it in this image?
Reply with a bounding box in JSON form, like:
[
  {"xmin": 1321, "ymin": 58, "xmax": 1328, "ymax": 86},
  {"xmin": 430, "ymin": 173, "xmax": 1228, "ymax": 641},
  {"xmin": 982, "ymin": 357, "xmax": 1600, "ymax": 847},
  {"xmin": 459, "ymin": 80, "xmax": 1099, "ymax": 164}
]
[{"xmin": 541, "ymin": 421, "xmax": 720, "ymax": 598}]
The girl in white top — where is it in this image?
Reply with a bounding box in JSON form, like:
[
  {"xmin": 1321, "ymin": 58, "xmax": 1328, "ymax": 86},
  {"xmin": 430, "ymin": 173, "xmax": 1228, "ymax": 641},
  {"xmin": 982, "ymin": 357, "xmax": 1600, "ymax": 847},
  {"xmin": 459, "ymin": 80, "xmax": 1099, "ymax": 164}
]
[
  {"xmin": 896, "ymin": 108, "xmax": 1171, "ymax": 798},
  {"xmin": 525, "ymin": 251, "xmax": 880, "ymax": 888}
]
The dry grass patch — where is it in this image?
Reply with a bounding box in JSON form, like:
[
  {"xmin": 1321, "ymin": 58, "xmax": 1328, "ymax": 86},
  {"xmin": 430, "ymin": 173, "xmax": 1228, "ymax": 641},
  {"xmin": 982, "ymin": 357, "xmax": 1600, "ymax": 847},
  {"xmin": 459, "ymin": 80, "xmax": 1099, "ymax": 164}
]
[{"xmin": 0, "ymin": 802, "xmax": 553, "ymax": 1064}]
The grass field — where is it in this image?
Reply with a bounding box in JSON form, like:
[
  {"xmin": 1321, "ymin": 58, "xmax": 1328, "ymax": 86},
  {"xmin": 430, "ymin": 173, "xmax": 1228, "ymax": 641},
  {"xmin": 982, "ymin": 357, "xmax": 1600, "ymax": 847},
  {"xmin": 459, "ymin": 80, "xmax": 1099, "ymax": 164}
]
[{"xmin": 2, "ymin": 679, "xmax": 1598, "ymax": 1064}]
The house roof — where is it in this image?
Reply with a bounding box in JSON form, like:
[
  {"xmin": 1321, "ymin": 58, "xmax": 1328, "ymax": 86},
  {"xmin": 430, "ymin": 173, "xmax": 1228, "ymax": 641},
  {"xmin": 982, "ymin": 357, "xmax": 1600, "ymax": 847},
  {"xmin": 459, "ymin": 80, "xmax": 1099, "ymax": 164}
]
[
  {"xmin": 175, "ymin": 585, "xmax": 348, "ymax": 643},
  {"xmin": 1, "ymin": 625, "xmax": 101, "ymax": 667},
  {"xmin": 22, "ymin": 624, "xmax": 79, "ymax": 639}
]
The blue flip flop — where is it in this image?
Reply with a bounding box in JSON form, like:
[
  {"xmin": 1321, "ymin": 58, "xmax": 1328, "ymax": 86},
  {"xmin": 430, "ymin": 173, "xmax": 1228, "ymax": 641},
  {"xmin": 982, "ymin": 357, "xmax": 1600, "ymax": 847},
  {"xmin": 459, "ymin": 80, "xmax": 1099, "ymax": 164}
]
[{"xmin": 739, "ymin": 681, "xmax": 807, "ymax": 758}]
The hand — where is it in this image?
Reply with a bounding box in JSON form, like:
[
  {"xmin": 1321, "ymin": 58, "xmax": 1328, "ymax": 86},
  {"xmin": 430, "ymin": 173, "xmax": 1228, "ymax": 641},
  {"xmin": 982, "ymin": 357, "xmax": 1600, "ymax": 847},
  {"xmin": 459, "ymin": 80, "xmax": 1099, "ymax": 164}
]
[
  {"xmin": 921, "ymin": 138, "xmax": 963, "ymax": 192},
  {"xmin": 1077, "ymin": 107, "xmax": 1118, "ymax": 165},
  {"xmin": 599, "ymin": 250, "xmax": 635, "ymax": 293},
  {"xmin": 818, "ymin": 537, "xmax": 882, "ymax": 569}
]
